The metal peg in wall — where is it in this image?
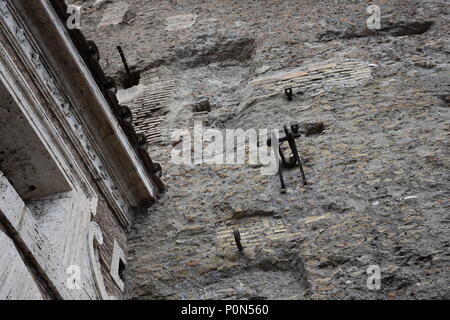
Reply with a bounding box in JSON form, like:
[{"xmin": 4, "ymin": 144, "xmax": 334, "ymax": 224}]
[{"xmin": 233, "ymin": 229, "xmax": 244, "ymax": 251}]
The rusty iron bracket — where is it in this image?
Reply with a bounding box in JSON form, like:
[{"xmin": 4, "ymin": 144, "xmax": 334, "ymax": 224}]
[
  {"xmin": 283, "ymin": 124, "xmax": 307, "ymax": 186},
  {"xmin": 268, "ymin": 124, "xmax": 308, "ymax": 193}
]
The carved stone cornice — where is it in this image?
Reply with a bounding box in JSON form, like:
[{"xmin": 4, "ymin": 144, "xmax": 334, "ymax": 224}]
[{"xmin": 0, "ymin": 0, "xmax": 132, "ymax": 227}]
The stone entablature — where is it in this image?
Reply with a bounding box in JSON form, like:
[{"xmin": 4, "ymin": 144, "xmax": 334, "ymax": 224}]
[{"xmin": 0, "ymin": 0, "xmax": 162, "ymax": 299}]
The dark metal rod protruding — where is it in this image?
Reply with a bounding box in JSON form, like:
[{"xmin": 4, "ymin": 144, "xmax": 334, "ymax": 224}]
[
  {"xmin": 233, "ymin": 229, "xmax": 244, "ymax": 251},
  {"xmin": 283, "ymin": 125, "xmax": 307, "ymax": 186},
  {"xmin": 117, "ymin": 45, "xmax": 131, "ymax": 76}
]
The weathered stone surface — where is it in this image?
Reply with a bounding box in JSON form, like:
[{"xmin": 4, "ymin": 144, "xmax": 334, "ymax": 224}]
[
  {"xmin": 165, "ymin": 14, "xmax": 197, "ymax": 31},
  {"xmin": 71, "ymin": 0, "xmax": 449, "ymax": 300},
  {"xmin": 98, "ymin": 1, "xmax": 134, "ymax": 27}
]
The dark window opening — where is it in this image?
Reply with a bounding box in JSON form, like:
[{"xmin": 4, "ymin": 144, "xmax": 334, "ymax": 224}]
[{"xmin": 118, "ymin": 258, "xmax": 126, "ymax": 282}]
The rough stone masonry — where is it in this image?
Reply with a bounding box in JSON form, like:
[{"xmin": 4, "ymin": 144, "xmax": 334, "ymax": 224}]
[{"xmin": 70, "ymin": 0, "xmax": 449, "ymax": 299}]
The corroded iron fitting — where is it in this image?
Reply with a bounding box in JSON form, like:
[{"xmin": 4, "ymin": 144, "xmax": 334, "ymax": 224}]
[{"xmin": 233, "ymin": 229, "xmax": 244, "ymax": 251}]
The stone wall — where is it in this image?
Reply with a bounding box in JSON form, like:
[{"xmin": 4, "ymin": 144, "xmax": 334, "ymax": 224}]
[{"xmin": 67, "ymin": 0, "xmax": 449, "ymax": 299}]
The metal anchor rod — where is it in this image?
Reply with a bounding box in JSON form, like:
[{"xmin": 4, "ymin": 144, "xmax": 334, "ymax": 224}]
[
  {"xmin": 283, "ymin": 125, "xmax": 307, "ymax": 186},
  {"xmin": 117, "ymin": 45, "xmax": 131, "ymax": 76}
]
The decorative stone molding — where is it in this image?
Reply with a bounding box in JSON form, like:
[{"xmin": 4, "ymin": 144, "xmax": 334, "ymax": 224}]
[
  {"xmin": 110, "ymin": 239, "xmax": 126, "ymax": 292},
  {"xmin": 87, "ymin": 221, "xmax": 109, "ymax": 300},
  {"xmin": 0, "ymin": 0, "xmax": 133, "ymax": 227}
]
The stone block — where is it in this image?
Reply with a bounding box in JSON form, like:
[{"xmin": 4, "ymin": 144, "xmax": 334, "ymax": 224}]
[
  {"xmin": 98, "ymin": 2, "xmax": 134, "ymax": 27},
  {"xmin": 165, "ymin": 14, "xmax": 197, "ymax": 31}
]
